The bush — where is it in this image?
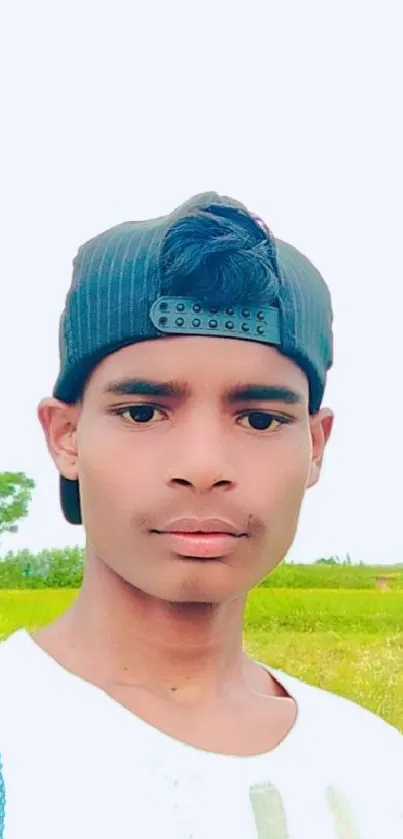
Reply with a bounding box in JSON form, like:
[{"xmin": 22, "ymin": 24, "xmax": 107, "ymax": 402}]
[{"xmin": 0, "ymin": 547, "xmax": 84, "ymax": 588}]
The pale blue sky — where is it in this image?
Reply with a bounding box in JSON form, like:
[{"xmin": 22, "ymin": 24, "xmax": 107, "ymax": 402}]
[{"xmin": 1, "ymin": 0, "xmax": 402, "ymax": 564}]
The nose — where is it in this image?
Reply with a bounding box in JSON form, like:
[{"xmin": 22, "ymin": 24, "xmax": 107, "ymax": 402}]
[{"xmin": 166, "ymin": 415, "xmax": 237, "ymax": 494}]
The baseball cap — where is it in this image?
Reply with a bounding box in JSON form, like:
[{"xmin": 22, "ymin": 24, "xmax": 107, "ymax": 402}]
[{"xmin": 53, "ymin": 192, "xmax": 334, "ymax": 525}]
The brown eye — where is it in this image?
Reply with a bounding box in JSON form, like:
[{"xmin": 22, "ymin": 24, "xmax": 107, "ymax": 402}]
[
  {"xmin": 239, "ymin": 412, "xmax": 283, "ymax": 432},
  {"xmin": 117, "ymin": 405, "xmax": 165, "ymax": 424}
]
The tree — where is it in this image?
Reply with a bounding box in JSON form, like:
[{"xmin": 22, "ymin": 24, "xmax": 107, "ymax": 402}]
[
  {"xmin": 0, "ymin": 472, "xmax": 35, "ymax": 538},
  {"xmin": 314, "ymin": 556, "xmax": 338, "ymax": 565}
]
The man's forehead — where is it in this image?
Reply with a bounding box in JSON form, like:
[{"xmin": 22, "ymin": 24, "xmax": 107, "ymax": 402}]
[
  {"xmin": 100, "ymin": 334, "xmax": 291, "ymax": 368},
  {"xmin": 96, "ymin": 336, "xmax": 285, "ymax": 373}
]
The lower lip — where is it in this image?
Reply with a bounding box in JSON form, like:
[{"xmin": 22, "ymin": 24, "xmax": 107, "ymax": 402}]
[{"xmin": 156, "ymin": 532, "xmax": 242, "ymax": 558}]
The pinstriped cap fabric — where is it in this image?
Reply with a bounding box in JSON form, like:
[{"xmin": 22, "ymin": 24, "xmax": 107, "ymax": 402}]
[{"xmin": 53, "ymin": 191, "xmax": 334, "ymax": 524}]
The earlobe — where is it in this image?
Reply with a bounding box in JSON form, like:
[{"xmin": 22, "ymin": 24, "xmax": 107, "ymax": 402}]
[
  {"xmin": 309, "ymin": 458, "xmax": 321, "ymax": 487},
  {"xmin": 37, "ymin": 397, "xmax": 80, "ymax": 480}
]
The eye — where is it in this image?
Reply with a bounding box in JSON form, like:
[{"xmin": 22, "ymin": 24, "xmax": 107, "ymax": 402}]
[
  {"xmin": 238, "ymin": 411, "xmax": 287, "ymax": 432},
  {"xmin": 114, "ymin": 405, "xmax": 166, "ymax": 424}
]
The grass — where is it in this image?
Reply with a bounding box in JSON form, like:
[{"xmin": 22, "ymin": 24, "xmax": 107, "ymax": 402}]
[
  {"xmin": 260, "ymin": 563, "xmax": 403, "ymax": 589},
  {"xmin": 1, "ymin": 587, "xmax": 403, "ymax": 732},
  {"xmin": 244, "ymin": 589, "xmax": 403, "ymax": 731}
]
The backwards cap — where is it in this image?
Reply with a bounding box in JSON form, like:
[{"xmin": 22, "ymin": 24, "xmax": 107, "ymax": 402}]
[{"xmin": 53, "ymin": 191, "xmax": 333, "ymax": 524}]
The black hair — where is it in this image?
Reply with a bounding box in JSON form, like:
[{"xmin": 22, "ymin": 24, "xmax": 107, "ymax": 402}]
[{"xmin": 160, "ymin": 203, "xmax": 282, "ymax": 310}]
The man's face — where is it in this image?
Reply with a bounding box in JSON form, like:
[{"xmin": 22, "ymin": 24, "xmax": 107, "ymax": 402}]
[{"xmin": 40, "ymin": 336, "xmax": 333, "ymax": 603}]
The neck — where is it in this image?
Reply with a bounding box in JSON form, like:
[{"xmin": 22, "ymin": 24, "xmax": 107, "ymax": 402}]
[{"xmin": 43, "ymin": 550, "xmax": 251, "ymax": 701}]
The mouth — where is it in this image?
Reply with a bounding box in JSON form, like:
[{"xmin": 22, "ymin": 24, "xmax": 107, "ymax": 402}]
[
  {"xmin": 152, "ymin": 530, "xmax": 246, "ymax": 559},
  {"xmin": 151, "ymin": 517, "xmax": 247, "ymax": 558}
]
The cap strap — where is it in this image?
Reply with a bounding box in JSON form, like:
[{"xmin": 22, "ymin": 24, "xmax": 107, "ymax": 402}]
[{"xmin": 149, "ymin": 296, "xmax": 282, "ymax": 345}]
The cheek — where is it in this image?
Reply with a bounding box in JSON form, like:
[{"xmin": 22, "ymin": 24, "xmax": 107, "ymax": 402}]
[
  {"xmin": 247, "ymin": 436, "xmax": 312, "ymax": 571},
  {"xmin": 251, "ymin": 433, "xmax": 312, "ymax": 517},
  {"xmin": 76, "ymin": 422, "xmax": 146, "ymax": 515}
]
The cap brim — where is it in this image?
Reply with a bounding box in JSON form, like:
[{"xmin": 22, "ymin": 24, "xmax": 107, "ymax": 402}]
[{"xmin": 60, "ymin": 476, "xmax": 82, "ymax": 525}]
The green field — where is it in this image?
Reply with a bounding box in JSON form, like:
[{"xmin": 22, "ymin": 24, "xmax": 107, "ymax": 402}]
[{"xmin": 1, "ymin": 586, "xmax": 403, "ymax": 733}]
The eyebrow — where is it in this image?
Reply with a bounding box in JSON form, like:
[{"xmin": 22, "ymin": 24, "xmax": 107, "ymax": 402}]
[{"xmin": 103, "ymin": 378, "xmax": 303, "ymax": 405}]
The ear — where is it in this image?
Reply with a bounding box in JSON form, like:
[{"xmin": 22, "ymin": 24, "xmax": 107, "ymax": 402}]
[
  {"xmin": 306, "ymin": 407, "xmax": 334, "ymax": 489},
  {"xmin": 37, "ymin": 397, "xmax": 81, "ymax": 480}
]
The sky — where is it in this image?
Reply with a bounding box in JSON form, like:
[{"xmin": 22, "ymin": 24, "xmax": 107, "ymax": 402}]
[{"xmin": 1, "ymin": 0, "xmax": 402, "ymax": 564}]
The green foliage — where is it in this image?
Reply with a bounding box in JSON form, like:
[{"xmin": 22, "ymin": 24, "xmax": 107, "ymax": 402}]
[
  {"xmin": 0, "ymin": 472, "xmax": 35, "ymax": 537},
  {"xmin": 0, "ymin": 548, "xmax": 84, "ymax": 588}
]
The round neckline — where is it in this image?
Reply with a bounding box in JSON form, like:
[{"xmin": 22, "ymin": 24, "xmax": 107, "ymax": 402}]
[{"xmin": 9, "ymin": 627, "xmax": 307, "ymax": 765}]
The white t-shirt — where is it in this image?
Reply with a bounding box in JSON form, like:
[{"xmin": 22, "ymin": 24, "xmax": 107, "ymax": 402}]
[{"xmin": 0, "ymin": 628, "xmax": 402, "ymax": 838}]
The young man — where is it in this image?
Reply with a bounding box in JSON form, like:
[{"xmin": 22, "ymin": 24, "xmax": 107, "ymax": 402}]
[{"xmin": 0, "ymin": 192, "xmax": 401, "ymax": 838}]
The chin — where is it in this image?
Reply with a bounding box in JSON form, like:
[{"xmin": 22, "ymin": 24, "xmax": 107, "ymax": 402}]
[
  {"xmin": 126, "ymin": 556, "xmax": 259, "ymax": 605},
  {"xmin": 162, "ymin": 565, "xmax": 253, "ymax": 605}
]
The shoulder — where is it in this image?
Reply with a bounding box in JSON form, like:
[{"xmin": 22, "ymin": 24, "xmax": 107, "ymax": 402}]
[
  {"xmin": 269, "ymin": 662, "xmax": 403, "ymax": 760},
  {"xmin": 0, "ymin": 629, "xmax": 26, "ymax": 667},
  {"xmin": 268, "ymin": 663, "xmax": 403, "ymax": 829},
  {"xmin": 0, "ymin": 630, "xmax": 34, "ymax": 709}
]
